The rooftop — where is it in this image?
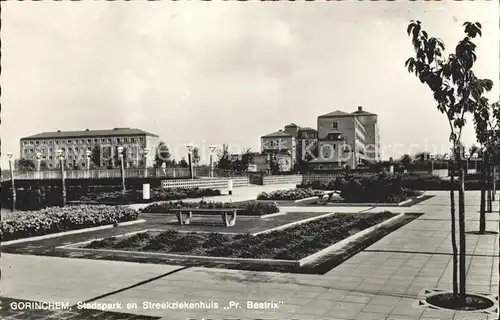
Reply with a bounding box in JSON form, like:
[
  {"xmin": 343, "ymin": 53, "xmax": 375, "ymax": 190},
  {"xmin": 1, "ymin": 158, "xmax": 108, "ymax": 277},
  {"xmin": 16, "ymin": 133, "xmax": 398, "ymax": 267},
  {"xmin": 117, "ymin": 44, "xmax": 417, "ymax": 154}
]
[
  {"xmin": 261, "ymin": 130, "xmax": 293, "ymax": 138},
  {"xmin": 318, "ymin": 110, "xmax": 352, "ymax": 118},
  {"xmin": 21, "ymin": 128, "xmax": 159, "ymax": 140}
]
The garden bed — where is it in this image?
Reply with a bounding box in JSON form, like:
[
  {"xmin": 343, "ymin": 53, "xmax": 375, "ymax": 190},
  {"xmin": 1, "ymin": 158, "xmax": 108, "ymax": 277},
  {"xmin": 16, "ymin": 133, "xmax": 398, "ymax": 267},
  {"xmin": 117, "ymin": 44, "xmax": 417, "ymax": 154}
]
[
  {"xmin": 256, "ymin": 188, "xmax": 326, "ymax": 201},
  {"xmin": 76, "ymin": 187, "xmax": 222, "ymax": 204},
  {"xmin": 1, "ymin": 205, "xmax": 139, "ymax": 241},
  {"xmin": 140, "ymin": 200, "xmax": 279, "ymax": 216},
  {"xmin": 76, "ymin": 211, "xmax": 397, "ymax": 260}
]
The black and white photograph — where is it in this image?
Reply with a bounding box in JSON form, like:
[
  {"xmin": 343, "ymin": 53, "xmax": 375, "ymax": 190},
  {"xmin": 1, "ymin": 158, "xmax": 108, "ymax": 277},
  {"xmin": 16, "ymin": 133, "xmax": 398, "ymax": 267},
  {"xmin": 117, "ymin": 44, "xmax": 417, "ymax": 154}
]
[{"xmin": 1, "ymin": 1, "xmax": 499, "ymax": 319}]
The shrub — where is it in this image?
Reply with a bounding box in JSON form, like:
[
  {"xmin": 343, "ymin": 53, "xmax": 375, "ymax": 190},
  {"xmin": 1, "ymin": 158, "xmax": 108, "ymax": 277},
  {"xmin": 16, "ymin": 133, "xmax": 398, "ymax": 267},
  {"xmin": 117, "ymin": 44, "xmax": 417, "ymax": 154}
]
[
  {"xmin": 1, "ymin": 205, "xmax": 138, "ymax": 241},
  {"xmin": 140, "ymin": 200, "xmax": 279, "ymax": 216},
  {"xmin": 257, "ymin": 188, "xmax": 324, "ymax": 201}
]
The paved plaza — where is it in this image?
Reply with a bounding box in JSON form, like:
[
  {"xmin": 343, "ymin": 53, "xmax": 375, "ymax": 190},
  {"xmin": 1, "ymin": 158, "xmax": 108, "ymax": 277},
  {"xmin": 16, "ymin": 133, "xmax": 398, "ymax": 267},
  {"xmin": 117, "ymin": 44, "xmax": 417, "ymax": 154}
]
[{"xmin": 1, "ymin": 188, "xmax": 498, "ymax": 320}]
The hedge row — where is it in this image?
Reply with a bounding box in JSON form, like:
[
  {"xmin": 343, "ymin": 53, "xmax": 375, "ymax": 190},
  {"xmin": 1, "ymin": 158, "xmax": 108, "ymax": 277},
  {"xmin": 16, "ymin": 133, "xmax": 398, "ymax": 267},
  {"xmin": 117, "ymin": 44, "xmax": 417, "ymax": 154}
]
[
  {"xmin": 1, "ymin": 205, "xmax": 139, "ymax": 241},
  {"xmin": 257, "ymin": 188, "xmax": 325, "ymax": 201},
  {"xmin": 140, "ymin": 200, "xmax": 279, "ymax": 216},
  {"xmin": 298, "ymin": 173, "xmax": 422, "ymax": 203}
]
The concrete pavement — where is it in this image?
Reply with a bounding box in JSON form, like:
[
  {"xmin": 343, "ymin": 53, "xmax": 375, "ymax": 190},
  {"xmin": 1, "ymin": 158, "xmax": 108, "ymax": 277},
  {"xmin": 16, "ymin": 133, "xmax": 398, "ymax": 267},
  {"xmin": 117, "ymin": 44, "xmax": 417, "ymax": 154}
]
[{"xmin": 1, "ymin": 190, "xmax": 498, "ymax": 320}]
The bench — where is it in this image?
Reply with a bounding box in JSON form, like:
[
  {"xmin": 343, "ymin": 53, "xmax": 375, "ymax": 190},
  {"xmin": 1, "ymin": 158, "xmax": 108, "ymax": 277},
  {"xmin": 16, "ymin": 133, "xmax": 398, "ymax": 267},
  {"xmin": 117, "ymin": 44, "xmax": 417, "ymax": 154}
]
[
  {"xmin": 169, "ymin": 208, "xmax": 238, "ymax": 227},
  {"xmin": 316, "ymin": 191, "xmax": 342, "ymax": 203}
]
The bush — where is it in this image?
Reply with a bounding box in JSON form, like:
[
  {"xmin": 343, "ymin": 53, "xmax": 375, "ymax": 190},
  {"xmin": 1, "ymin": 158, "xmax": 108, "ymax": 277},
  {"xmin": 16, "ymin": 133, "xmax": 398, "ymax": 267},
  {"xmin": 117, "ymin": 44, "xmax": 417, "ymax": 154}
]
[
  {"xmin": 140, "ymin": 200, "xmax": 279, "ymax": 216},
  {"xmin": 257, "ymin": 188, "xmax": 324, "ymax": 201},
  {"xmin": 1, "ymin": 205, "xmax": 138, "ymax": 241},
  {"xmin": 78, "ymin": 187, "xmax": 221, "ymax": 204}
]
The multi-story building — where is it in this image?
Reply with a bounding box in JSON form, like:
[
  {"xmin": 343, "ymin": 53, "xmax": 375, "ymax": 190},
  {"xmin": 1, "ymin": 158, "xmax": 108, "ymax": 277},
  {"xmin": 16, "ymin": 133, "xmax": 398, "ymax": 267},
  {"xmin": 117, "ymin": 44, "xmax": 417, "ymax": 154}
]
[
  {"xmin": 260, "ymin": 130, "xmax": 296, "ymax": 171},
  {"xmin": 20, "ymin": 128, "xmax": 159, "ymax": 169},
  {"xmin": 312, "ymin": 106, "xmax": 380, "ymax": 169}
]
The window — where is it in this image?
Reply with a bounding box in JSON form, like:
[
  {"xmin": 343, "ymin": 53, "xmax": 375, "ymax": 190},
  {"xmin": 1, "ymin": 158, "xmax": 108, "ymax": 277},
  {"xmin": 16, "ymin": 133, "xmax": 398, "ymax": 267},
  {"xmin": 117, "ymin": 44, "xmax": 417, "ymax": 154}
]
[
  {"xmin": 35, "ymin": 141, "xmax": 40, "ymax": 145},
  {"xmin": 332, "ymin": 121, "xmax": 338, "ymax": 129},
  {"xmin": 124, "ymin": 138, "xmax": 128, "ymax": 143},
  {"xmin": 43, "ymin": 141, "xmax": 47, "ymax": 144},
  {"xmin": 139, "ymin": 137, "xmax": 144, "ymax": 142},
  {"xmin": 87, "ymin": 139, "xmax": 92, "ymax": 143},
  {"xmin": 23, "ymin": 141, "xmax": 28, "ymax": 145},
  {"xmin": 49, "ymin": 156, "xmax": 53, "ymax": 160},
  {"xmin": 101, "ymin": 138, "xmax": 106, "ymax": 143},
  {"xmin": 24, "ymin": 149, "xmax": 28, "ymax": 154},
  {"xmin": 131, "ymin": 138, "xmax": 136, "ymax": 143},
  {"xmin": 108, "ymin": 138, "xmax": 112, "ymax": 143},
  {"xmin": 67, "ymin": 140, "xmax": 72, "ymax": 143},
  {"xmin": 94, "ymin": 139, "xmax": 98, "ymax": 143},
  {"xmin": 48, "ymin": 163, "xmax": 53, "ymax": 168},
  {"xmin": 30, "ymin": 141, "xmax": 34, "ymax": 145},
  {"xmin": 117, "ymin": 138, "xmax": 121, "ymax": 143},
  {"xmin": 81, "ymin": 139, "xmax": 85, "ymax": 144}
]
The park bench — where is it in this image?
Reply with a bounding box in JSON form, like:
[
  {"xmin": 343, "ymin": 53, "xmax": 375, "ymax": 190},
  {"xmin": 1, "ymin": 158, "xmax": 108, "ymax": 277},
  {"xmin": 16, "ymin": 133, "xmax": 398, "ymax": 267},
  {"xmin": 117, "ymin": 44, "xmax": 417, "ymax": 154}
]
[
  {"xmin": 169, "ymin": 208, "xmax": 239, "ymax": 227},
  {"xmin": 316, "ymin": 190, "xmax": 343, "ymax": 203}
]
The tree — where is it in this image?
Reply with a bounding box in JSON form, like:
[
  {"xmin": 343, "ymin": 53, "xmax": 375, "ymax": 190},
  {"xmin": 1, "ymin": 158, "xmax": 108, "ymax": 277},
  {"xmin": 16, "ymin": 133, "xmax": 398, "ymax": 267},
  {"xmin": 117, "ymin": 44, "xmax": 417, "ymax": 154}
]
[
  {"xmin": 154, "ymin": 141, "xmax": 171, "ymax": 168},
  {"xmin": 414, "ymin": 152, "xmax": 431, "ymax": 162},
  {"xmin": 192, "ymin": 147, "xmax": 201, "ymax": 165},
  {"xmin": 15, "ymin": 159, "xmax": 36, "ymax": 172},
  {"xmin": 91, "ymin": 145, "xmax": 102, "ymax": 168},
  {"xmin": 216, "ymin": 144, "xmax": 231, "ymax": 170},
  {"xmin": 399, "ymin": 154, "xmax": 413, "ymax": 168},
  {"xmin": 406, "ymin": 20, "xmax": 493, "ymax": 305},
  {"xmin": 473, "ymin": 101, "xmax": 500, "ymax": 234},
  {"xmin": 178, "ymin": 158, "xmax": 188, "ymax": 167}
]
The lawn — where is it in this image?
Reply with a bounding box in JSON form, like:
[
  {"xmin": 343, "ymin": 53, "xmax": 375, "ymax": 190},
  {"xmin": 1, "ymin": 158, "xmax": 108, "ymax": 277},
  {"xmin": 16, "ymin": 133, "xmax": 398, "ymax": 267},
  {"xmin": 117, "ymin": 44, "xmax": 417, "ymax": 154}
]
[{"xmin": 83, "ymin": 211, "xmax": 396, "ymax": 260}]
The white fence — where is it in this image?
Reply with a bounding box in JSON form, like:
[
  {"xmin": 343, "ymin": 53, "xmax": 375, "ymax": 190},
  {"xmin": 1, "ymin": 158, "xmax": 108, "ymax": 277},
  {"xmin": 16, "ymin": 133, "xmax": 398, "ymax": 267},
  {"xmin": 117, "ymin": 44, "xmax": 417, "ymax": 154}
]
[
  {"xmin": 302, "ymin": 173, "xmax": 377, "ymax": 183},
  {"xmin": 262, "ymin": 175, "xmax": 303, "ymax": 185},
  {"xmin": 161, "ymin": 177, "xmax": 249, "ymax": 189}
]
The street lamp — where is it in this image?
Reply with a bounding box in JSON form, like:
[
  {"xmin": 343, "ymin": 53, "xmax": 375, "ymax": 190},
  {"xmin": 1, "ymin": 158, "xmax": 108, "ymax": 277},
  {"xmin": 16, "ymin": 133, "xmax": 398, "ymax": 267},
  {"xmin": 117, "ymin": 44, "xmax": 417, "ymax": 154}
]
[
  {"xmin": 186, "ymin": 143, "xmax": 194, "ymax": 179},
  {"xmin": 85, "ymin": 150, "xmax": 92, "ymax": 171},
  {"xmin": 56, "ymin": 149, "xmax": 67, "ymax": 206},
  {"xmin": 472, "ymin": 152, "xmax": 479, "ymax": 172},
  {"xmin": 429, "ymin": 153, "xmax": 436, "ymax": 174},
  {"xmin": 7, "ymin": 152, "xmax": 16, "ymax": 211},
  {"xmin": 143, "ymin": 147, "xmax": 150, "ymax": 178},
  {"xmin": 35, "ymin": 152, "xmax": 42, "ymax": 171},
  {"xmin": 209, "ymin": 145, "xmax": 216, "ymax": 178},
  {"xmin": 464, "ymin": 151, "xmax": 471, "ymax": 174},
  {"xmin": 117, "ymin": 146, "xmax": 126, "ymax": 193}
]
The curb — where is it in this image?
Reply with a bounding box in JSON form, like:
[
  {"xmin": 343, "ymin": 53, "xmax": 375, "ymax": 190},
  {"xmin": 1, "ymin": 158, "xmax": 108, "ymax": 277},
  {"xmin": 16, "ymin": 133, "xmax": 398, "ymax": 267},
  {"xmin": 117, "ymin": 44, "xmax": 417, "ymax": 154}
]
[{"xmin": 1, "ymin": 219, "xmax": 147, "ymax": 246}]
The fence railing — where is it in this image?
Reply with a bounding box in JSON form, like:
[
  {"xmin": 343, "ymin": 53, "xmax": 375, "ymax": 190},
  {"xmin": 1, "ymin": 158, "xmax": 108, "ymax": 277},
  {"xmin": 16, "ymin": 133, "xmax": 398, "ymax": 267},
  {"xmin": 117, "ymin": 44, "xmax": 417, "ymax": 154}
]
[{"xmin": 161, "ymin": 177, "xmax": 249, "ymax": 189}]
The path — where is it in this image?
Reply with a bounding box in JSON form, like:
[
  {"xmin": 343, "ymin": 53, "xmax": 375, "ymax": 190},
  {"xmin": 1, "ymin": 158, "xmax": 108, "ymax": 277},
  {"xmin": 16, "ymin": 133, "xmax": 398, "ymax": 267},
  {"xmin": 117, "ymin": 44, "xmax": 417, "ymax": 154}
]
[{"xmin": 1, "ymin": 191, "xmax": 498, "ymax": 320}]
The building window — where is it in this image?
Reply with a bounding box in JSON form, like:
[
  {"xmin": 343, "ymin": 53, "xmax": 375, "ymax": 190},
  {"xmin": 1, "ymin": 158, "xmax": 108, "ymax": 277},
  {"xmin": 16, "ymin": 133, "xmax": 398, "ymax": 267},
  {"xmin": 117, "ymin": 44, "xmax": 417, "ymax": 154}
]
[
  {"xmin": 108, "ymin": 139, "xmax": 112, "ymax": 143},
  {"xmin": 94, "ymin": 139, "xmax": 99, "ymax": 143},
  {"xmin": 117, "ymin": 138, "xmax": 121, "ymax": 143},
  {"xmin": 332, "ymin": 121, "xmax": 338, "ymax": 129},
  {"xmin": 101, "ymin": 138, "xmax": 106, "ymax": 142},
  {"xmin": 48, "ymin": 163, "xmax": 53, "ymax": 168},
  {"xmin": 23, "ymin": 141, "xmax": 28, "ymax": 145},
  {"xmin": 67, "ymin": 140, "xmax": 72, "ymax": 143},
  {"xmin": 49, "ymin": 156, "xmax": 53, "ymax": 160},
  {"xmin": 24, "ymin": 149, "xmax": 28, "ymax": 154},
  {"xmin": 131, "ymin": 138, "xmax": 136, "ymax": 143},
  {"xmin": 35, "ymin": 141, "xmax": 40, "ymax": 145},
  {"xmin": 124, "ymin": 138, "xmax": 128, "ymax": 143},
  {"xmin": 87, "ymin": 139, "xmax": 92, "ymax": 143},
  {"xmin": 30, "ymin": 141, "xmax": 34, "ymax": 145},
  {"xmin": 81, "ymin": 139, "xmax": 85, "ymax": 144},
  {"xmin": 139, "ymin": 137, "xmax": 144, "ymax": 142},
  {"xmin": 42, "ymin": 141, "xmax": 47, "ymax": 144}
]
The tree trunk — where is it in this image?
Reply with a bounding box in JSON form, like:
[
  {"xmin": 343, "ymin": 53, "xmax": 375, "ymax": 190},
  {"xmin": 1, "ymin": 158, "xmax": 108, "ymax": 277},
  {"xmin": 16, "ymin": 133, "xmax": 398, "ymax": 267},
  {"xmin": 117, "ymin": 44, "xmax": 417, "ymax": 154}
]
[
  {"xmin": 450, "ymin": 168, "xmax": 459, "ymax": 297},
  {"xmin": 479, "ymin": 156, "xmax": 486, "ymax": 234},
  {"xmin": 458, "ymin": 164, "xmax": 467, "ymax": 305}
]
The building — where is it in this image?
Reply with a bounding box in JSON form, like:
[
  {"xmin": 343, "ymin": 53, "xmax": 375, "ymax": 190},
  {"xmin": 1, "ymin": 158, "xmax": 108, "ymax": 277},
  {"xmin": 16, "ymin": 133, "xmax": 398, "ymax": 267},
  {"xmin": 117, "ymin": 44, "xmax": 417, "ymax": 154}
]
[
  {"xmin": 313, "ymin": 106, "xmax": 380, "ymax": 169},
  {"xmin": 260, "ymin": 130, "xmax": 296, "ymax": 172},
  {"xmin": 20, "ymin": 128, "xmax": 159, "ymax": 169}
]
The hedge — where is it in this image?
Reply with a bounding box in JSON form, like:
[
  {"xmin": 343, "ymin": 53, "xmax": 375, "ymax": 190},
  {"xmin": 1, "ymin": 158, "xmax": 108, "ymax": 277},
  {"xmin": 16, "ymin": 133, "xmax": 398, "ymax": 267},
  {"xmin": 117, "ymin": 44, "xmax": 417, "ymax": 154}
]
[
  {"xmin": 1, "ymin": 205, "xmax": 139, "ymax": 241},
  {"xmin": 140, "ymin": 200, "xmax": 279, "ymax": 216},
  {"xmin": 257, "ymin": 188, "xmax": 325, "ymax": 201}
]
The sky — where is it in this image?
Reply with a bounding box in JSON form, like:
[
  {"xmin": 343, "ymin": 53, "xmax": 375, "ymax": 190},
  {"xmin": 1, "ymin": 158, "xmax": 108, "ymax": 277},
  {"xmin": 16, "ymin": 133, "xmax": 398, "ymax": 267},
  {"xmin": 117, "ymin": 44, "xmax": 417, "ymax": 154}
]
[{"xmin": 2, "ymin": 1, "xmax": 499, "ymax": 167}]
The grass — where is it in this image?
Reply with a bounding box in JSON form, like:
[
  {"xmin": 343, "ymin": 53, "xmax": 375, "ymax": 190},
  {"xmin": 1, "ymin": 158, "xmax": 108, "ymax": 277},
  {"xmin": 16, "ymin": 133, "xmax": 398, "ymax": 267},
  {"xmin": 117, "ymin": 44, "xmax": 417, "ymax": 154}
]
[{"xmin": 83, "ymin": 211, "xmax": 397, "ymax": 260}]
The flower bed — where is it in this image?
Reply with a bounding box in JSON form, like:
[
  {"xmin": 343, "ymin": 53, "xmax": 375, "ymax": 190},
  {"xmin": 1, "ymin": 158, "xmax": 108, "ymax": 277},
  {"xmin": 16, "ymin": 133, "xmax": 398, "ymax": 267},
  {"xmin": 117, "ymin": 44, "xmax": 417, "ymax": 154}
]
[
  {"xmin": 297, "ymin": 173, "xmax": 422, "ymax": 203},
  {"xmin": 140, "ymin": 200, "xmax": 279, "ymax": 216},
  {"xmin": 78, "ymin": 187, "xmax": 221, "ymax": 204},
  {"xmin": 1, "ymin": 205, "xmax": 138, "ymax": 241},
  {"xmin": 83, "ymin": 211, "xmax": 395, "ymax": 260},
  {"xmin": 257, "ymin": 188, "xmax": 325, "ymax": 201}
]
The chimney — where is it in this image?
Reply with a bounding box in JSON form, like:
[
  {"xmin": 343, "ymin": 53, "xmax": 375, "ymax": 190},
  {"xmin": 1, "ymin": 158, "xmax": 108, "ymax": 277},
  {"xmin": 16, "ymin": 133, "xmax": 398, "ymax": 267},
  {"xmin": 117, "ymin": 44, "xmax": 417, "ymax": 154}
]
[{"xmin": 358, "ymin": 106, "xmax": 363, "ymax": 112}]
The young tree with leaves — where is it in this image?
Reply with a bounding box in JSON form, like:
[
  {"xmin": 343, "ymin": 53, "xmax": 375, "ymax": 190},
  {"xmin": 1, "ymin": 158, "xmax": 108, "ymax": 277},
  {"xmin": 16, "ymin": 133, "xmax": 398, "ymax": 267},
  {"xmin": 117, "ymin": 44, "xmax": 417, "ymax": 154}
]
[
  {"xmin": 405, "ymin": 20, "xmax": 493, "ymax": 305},
  {"xmin": 154, "ymin": 142, "xmax": 171, "ymax": 168}
]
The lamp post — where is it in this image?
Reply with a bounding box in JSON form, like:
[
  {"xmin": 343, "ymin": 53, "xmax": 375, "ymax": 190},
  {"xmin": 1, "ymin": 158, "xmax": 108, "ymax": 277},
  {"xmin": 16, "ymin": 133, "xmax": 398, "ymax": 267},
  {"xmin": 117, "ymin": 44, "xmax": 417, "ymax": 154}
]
[
  {"xmin": 36, "ymin": 152, "xmax": 42, "ymax": 171},
  {"xmin": 471, "ymin": 152, "xmax": 479, "ymax": 173},
  {"xmin": 464, "ymin": 151, "xmax": 471, "ymax": 174},
  {"xmin": 56, "ymin": 149, "xmax": 67, "ymax": 206},
  {"xmin": 209, "ymin": 145, "xmax": 216, "ymax": 178},
  {"xmin": 85, "ymin": 150, "xmax": 92, "ymax": 170},
  {"xmin": 429, "ymin": 153, "xmax": 436, "ymax": 174},
  {"xmin": 186, "ymin": 143, "xmax": 194, "ymax": 179},
  {"xmin": 143, "ymin": 148, "xmax": 149, "ymax": 178},
  {"xmin": 7, "ymin": 152, "xmax": 16, "ymax": 211},
  {"xmin": 117, "ymin": 146, "xmax": 126, "ymax": 193}
]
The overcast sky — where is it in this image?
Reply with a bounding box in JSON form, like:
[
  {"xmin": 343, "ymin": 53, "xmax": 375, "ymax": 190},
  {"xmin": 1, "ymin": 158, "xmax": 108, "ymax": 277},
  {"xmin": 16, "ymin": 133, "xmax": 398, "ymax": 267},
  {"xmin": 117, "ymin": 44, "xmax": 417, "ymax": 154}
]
[{"xmin": 2, "ymin": 1, "xmax": 498, "ymax": 166}]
